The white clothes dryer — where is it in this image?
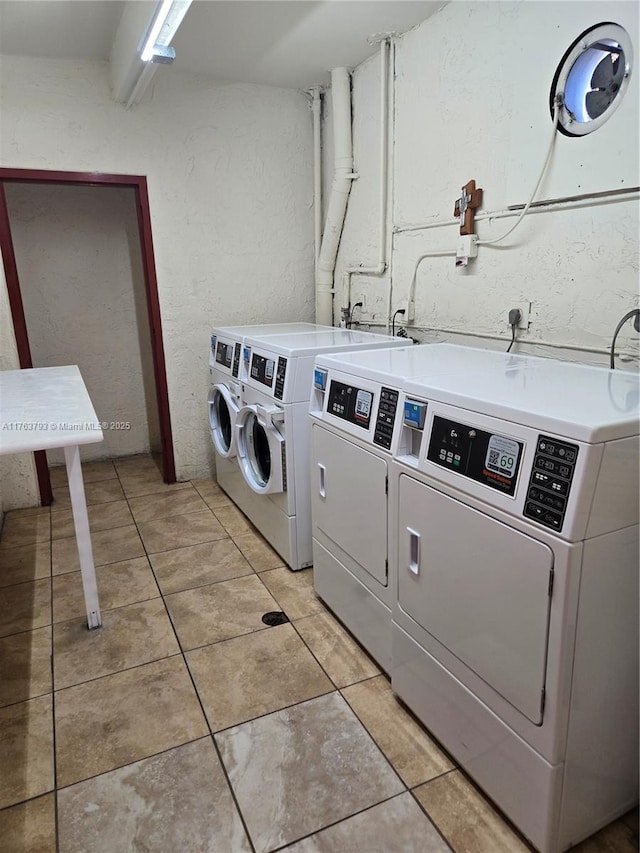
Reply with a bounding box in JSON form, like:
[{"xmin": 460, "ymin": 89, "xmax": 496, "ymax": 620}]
[
  {"xmin": 308, "ymin": 344, "xmax": 534, "ymax": 671},
  {"xmin": 390, "ymin": 360, "xmax": 639, "ymax": 853},
  {"xmin": 233, "ymin": 329, "xmax": 406, "ymax": 570}
]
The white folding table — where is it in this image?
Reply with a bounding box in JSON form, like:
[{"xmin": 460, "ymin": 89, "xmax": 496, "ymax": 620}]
[{"xmin": 0, "ymin": 365, "xmax": 104, "ymax": 628}]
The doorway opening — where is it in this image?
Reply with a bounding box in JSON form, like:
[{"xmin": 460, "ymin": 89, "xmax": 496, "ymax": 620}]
[{"xmin": 0, "ymin": 168, "xmax": 176, "ymax": 505}]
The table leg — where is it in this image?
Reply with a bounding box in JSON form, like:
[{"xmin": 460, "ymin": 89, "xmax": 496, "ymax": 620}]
[{"xmin": 64, "ymin": 444, "xmax": 102, "ymax": 629}]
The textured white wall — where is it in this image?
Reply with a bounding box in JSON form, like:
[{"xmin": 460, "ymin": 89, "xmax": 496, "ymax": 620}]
[
  {"xmin": 0, "ymin": 56, "xmax": 315, "ymax": 499},
  {"xmin": 333, "ymin": 1, "xmax": 640, "ymax": 367},
  {"xmin": 4, "ymin": 183, "xmax": 159, "ymax": 464}
]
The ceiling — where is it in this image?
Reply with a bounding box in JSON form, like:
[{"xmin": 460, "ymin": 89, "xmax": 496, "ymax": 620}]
[{"xmin": 0, "ymin": 0, "xmax": 444, "ymax": 89}]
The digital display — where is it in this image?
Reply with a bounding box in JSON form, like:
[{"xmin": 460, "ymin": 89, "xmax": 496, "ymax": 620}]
[
  {"xmin": 314, "ymin": 369, "xmax": 327, "ymax": 391},
  {"xmin": 250, "ymin": 354, "xmax": 276, "ymax": 388},
  {"xmin": 216, "ymin": 341, "xmax": 233, "ymax": 368},
  {"xmin": 403, "ymin": 400, "xmax": 427, "ymax": 430},
  {"xmin": 355, "ymin": 390, "xmax": 372, "ymax": 421},
  {"xmin": 427, "ymin": 416, "xmax": 523, "ymax": 497},
  {"xmin": 485, "ymin": 435, "xmax": 520, "ymax": 479}
]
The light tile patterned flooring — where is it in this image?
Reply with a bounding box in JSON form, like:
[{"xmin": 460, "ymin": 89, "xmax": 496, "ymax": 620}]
[{"xmin": 0, "ymin": 455, "xmax": 637, "ymax": 852}]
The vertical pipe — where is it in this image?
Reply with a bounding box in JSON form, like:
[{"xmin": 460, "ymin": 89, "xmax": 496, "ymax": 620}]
[
  {"xmin": 341, "ymin": 39, "xmax": 391, "ymax": 318},
  {"xmin": 386, "ymin": 37, "xmax": 396, "ymax": 334},
  {"xmin": 311, "ymin": 88, "xmax": 322, "ymax": 273},
  {"xmin": 378, "ymin": 39, "xmax": 389, "ymax": 264},
  {"xmin": 315, "ymin": 68, "xmax": 354, "ymax": 326}
]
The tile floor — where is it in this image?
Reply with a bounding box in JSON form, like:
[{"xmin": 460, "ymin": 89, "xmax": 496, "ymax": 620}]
[{"xmin": 0, "ymin": 455, "xmax": 637, "ymax": 852}]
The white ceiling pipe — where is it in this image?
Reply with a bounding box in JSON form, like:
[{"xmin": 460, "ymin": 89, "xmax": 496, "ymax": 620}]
[
  {"xmin": 341, "ymin": 39, "xmax": 390, "ymax": 323},
  {"xmin": 316, "ymin": 67, "xmax": 356, "ymax": 326}
]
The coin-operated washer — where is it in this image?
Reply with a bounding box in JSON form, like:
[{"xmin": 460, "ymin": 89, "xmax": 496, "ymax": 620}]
[
  {"xmin": 390, "ymin": 359, "xmax": 639, "ymax": 852},
  {"xmin": 208, "ymin": 323, "xmax": 324, "ymax": 485},
  {"xmin": 233, "ymin": 328, "xmax": 405, "ymax": 570},
  {"xmin": 308, "ymin": 344, "xmax": 533, "ymax": 671}
]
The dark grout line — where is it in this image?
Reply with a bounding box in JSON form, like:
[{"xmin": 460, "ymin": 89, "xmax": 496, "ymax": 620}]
[
  {"xmin": 50, "ymin": 591, "xmax": 162, "ymax": 630},
  {"xmin": 0, "ymin": 686, "xmax": 53, "ymax": 712},
  {"xmin": 141, "ymin": 530, "xmax": 231, "ymax": 557},
  {"xmin": 111, "ymin": 465, "xmax": 257, "ymax": 847},
  {"xmin": 53, "ymin": 651, "xmax": 184, "ymax": 694},
  {"xmin": 210, "ymin": 685, "xmax": 338, "ymax": 738},
  {"xmin": 267, "ymin": 791, "xmax": 428, "ymax": 853},
  {"xmin": 408, "ymin": 785, "xmax": 456, "ymax": 852},
  {"xmin": 46, "ymin": 512, "xmax": 62, "ymax": 853},
  {"xmin": 155, "ymin": 557, "xmax": 259, "ymax": 853},
  {"xmin": 51, "ymin": 735, "xmax": 210, "ymax": 796}
]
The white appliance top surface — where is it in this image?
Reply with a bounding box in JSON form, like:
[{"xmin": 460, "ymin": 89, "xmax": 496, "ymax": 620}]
[
  {"xmin": 0, "ymin": 365, "xmax": 103, "ymax": 454},
  {"xmin": 212, "ymin": 322, "xmax": 324, "ymax": 338},
  {"xmin": 405, "ymin": 361, "xmax": 640, "ymax": 443},
  {"xmin": 243, "ymin": 329, "xmax": 404, "ymax": 356},
  {"xmin": 315, "ymin": 344, "xmax": 537, "ymax": 384}
]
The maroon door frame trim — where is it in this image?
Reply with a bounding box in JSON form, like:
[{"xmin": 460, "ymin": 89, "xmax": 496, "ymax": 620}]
[
  {"xmin": 0, "ymin": 182, "xmax": 53, "ymax": 504},
  {"xmin": 0, "ymin": 168, "xmax": 176, "ymax": 505}
]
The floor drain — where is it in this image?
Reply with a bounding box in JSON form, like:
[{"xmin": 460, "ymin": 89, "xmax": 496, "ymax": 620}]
[{"xmin": 262, "ymin": 611, "xmax": 289, "ymax": 626}]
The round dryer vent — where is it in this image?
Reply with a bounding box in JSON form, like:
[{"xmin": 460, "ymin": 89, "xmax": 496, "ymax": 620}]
[{"xmin": 550, "ymin": 22, "xmax": 633, "ymax": 136}]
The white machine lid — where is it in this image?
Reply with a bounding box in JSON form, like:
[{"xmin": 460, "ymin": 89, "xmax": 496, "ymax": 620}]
[
  {"xmin": 404, "ymin": 361, "xmax": 640, "ymax": 443},
  {"xmin": 211, "ymin": 322, "xmax": 323, "ymax": 337},
  {"xmin": 315, "ymin": 344, "xmax": 537, "ymax": 385},
  {"xmin": 243, "ymin": 328, "xmax": 403, "ymax": 356}
]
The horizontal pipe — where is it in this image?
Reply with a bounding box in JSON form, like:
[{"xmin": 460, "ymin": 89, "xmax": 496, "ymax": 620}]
[
  {"xmin": 394, "ymin": 186, "xmax": 640, "ymax": 235},
  {"xmin": 359, "ymin": 321, "xmax": 640, "ymax": 360}
]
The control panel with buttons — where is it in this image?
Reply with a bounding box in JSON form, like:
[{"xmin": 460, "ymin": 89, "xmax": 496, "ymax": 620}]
[
  {"xmin": 327, "ymin": 380, "xmax": 373, "ymax": 430},
  {"xmin": 232, "ymin": 343, "xmax": 241, "ymax": 377},
  {"xmin": 274, "ymin": 358, "xmax": 287, "ymax": 400},
  {"xmin": 373, "ymin": 387, "xmax": 399, "ymax": 450},
  {"xmin": 523, "ymin": 435, "xmax": 578, "ymax": 532}
]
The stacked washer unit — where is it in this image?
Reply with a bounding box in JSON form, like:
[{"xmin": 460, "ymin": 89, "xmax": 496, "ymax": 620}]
[
  {"xmin": 208, "ymin": 323, "xmax": 327, "ymax": 501},
  {"xmin": 308, "ymin": 344, "xmax": 533, "ymax": 671},
  {"xmin": 232, "ymin": 328, "xmax": 406, "ymax": 571},
  {"xmin": 390, "ymin": 359, "xmax": 639, "ymax": 853}
]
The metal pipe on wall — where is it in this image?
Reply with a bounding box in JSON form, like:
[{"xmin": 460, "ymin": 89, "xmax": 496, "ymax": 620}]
[
  {"xmin": 341, "ymin": 38, "xmax": 391, "ymax": 322},
  {"xmin": 311, "ymin": 88, "xmax": 322, "ymax": 272},
  {"xmin": 315, "ymin": 67, "xmax": 355, "ymax": 326}
]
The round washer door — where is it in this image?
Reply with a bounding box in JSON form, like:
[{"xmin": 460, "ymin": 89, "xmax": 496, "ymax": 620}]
[
  {"xmin": 236, "ymin": 405, "xmax": 286, "ymax": 494},
  {"xmin": 208, "ymin": 383, "xmax": 240, "ymax": 458}
]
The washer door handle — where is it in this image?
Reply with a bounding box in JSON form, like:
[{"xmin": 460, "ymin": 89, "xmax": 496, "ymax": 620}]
[
  {"xmin": 318, "ymin": 463, "xmax": 326, "ymax": 498},
  {"xmin": 407, "ymin": 527, "xmax": 421, "ymax": 575}
]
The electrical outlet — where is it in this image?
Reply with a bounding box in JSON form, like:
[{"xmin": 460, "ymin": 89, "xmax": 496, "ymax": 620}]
[{"xmin": 508, "ymin": 302, "xmax": 531, "ymax": 330}]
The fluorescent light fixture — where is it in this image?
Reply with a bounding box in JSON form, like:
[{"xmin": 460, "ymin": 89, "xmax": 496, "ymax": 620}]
[{"xmin": 140, "ymin": 0, "xmax": 192, "ymax": 64}]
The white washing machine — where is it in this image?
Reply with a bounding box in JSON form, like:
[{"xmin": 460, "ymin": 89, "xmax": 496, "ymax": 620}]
[
  {"xmin": 208, "ymin": 323, "xmax": 324, "ymax": 461},
  {"xmin": 232, "ymin": 328, "xmax": 406, "ymax": 570},
  {"xmin": 208, "ymin": 323, "xmax": 330, "ymax": 514},
  {"xmin": 390, "ymin": 359, "xmax": 639, "ymax": 853},
  {"xmin": 308, "ymin": 344, "xmax": 535, "ymax": 671}
]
